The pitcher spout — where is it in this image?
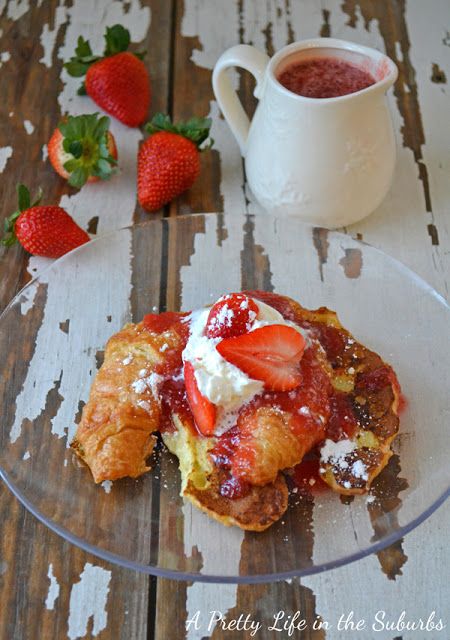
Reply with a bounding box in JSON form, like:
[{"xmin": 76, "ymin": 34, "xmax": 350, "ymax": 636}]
[{"xmin": 372, "ymin": 53, "xmax": 398, "ymax": 93}]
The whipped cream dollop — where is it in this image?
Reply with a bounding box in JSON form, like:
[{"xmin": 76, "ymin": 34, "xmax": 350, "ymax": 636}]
[{"xmin": 182, "ymin": 297, "xmax": 308, "ymax": 435}]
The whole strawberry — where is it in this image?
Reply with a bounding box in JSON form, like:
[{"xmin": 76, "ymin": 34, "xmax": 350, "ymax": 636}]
[
  {"xmin": 64, "ymin": 24, "xmax": 150, "ymax": 127},
  {"xmin": 2, "ymin": 185, "xmax": 90, "ymax": 258},
  {"xmin": 48, "ymin": 113, "xmax": 118, "ymax": 188},
  {"xmin": 138, "ymin": 113, "xmax": 213, "ymax": 211}
]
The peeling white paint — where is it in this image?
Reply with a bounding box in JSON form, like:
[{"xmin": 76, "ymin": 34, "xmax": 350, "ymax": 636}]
[
  {"xmin": 42, "ymin": 143, "xmax": 48, "ymax": 162},
  {"xmin": 0, "ymin": 51, "xmax": 11, "ymax": 67},
  {"xmin": 10, "ymin": 231, "xmax": 133, "ymax": 445},
  {"xmin": 11, "ymin": 0, "xmax": 151, "ymax": 449},
  {"xmin": 67, "ymin": 563, "xmax": 111, "ymax": 640},
  {"xmin": 0, "ymin": 146, "xmax": 13, "ymax": 173},
  {"xmin": 0, "ymin": 561, "xmax": 8, "ymax": 576},
  {"xmin": 45, "ymin": 563, "xmax": 60, "ymax": 610},
  {"xmin": 180, "ymin": 132, "xmax": 245, "ymax": 635},
  {"xmin": 101, "ymin": 480, "xmax": 112, "ymax": 494},
  {"xmin": 23, "ymin": 119, "xmax": 34, "ymax": 135},
  {"xmin": 39, "ymin": 0, "xmax": 68, "ymax": 68},
  {"xmin": 182, "ymin": 0, "xmax": 239, "ymax": 70},
  {"xmin": 6, "ymin": 0, "xmax": 31, "ymax": 22},
  {"xmin": 22, "ymin": 450, "xmax": 30, "ymax": 460},
  {"xmin": 180, "ymin": 3, "xmax": 248, "ymax": 632}
]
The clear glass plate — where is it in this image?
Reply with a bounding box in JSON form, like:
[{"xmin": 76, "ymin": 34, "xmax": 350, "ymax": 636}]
[{"xmin": 1, "ymin": 213, "xmax": 449, "ymax": 583}]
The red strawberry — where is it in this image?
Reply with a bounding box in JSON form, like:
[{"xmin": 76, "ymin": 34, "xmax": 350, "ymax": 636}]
[
  {"xmin": 206, "ymin": 293, "xmax": 259, "ymax": 338},
  {"xmin": 48, "ymin": 113, "xmax": 118, "ymax": 188},
  {"xmin": 184, "ymin": 361, "xmax": 216, "ymax": 436},
  {"xmin": 1, "ymin": 185, "xmax": 89, "ymax": 258},
  {"xmin": 216, "ymin": 325, "xmax": 306, "ymax": 392},
  {"xmin": 138, "ymin": 113, "xmax": 213, "ymax": 211},
  {"xmin": 64, "ymin": 25, "xmax": 150, "ymax": 127}
]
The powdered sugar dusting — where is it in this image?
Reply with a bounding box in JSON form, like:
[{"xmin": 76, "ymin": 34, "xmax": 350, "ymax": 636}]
[
  {"xmin": 131, "ymin": 372, "xmax": 164, "ymax": 397},
  {"xmin": 320, "ymin": 438, "xmax": 357, "ymax": 467},
  {"xmin": 351, "ymin": 459, "xmax": 369, "ymax": 480}
]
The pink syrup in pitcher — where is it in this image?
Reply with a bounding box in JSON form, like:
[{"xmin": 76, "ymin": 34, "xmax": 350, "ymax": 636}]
[{"xmin": 278, "ymin": 56, "xmax": 376, "ymax": 98}]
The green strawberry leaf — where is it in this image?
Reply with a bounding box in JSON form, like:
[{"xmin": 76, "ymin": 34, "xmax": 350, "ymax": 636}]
[
  {"xmin": 17, "ymin": 184, "xmax": 30, "ymax": 212},
  {"xmin": 133, "ymin": 50, "xmax": 146, "ymax": 61},
  {"xmin": 64, "ymin": 37, "xmax": 100, "ymax": 78},
  {"xmin": 68, "ymin": 140, "xmax": 83, "ymax": 158},
  {"xmin": 145, "ymin": 113, "xmax": 214, "ymax": 150},
  {"xmin": 65, "ymin": 25, "xmax": 145, "ymax": 80},
  {"xmin": 2, "ymin": 184, "xmax": 43, "ymax": 249},
  {"xmin": 68, "ymin": 166, "xmax": 89, "ymax": 189},
  {"xmin": 63, "ymin": 159, "xmax": 79, "ymax": 173},
  {"xmin": 31, "ymin": 187, "xmax": 43, "ymax": 207},
  {"xmin": 75, "ymin": 36, "xmax": 92, "ymax": 58},
  {"xmin": 64, "ymin": 61, "xmax": 91, "ymax": 77},
  {"xmin": 77, "ymin": 82, "xmax": 87, "ymax": 96},
  {"xmin": 97, "ymin": 158, "xmax": 113, "ymax": 174},
  {"xmin": 55, "ymin": 114, "xmax": 117, "ymax": 190},
  {"xmin": 104, "ymin": 24, "xmax": 130, "ymax": 56},
  {"xmin": 1, "ymin": 232, "xmax": 18, "ymax": 247},
  {"xmin": 93, "ymin": 116, "xmax": 110, "ymax": 139}
]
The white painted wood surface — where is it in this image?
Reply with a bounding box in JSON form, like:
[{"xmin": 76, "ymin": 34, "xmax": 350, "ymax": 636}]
[{"xmin": 0, "ymin": 0, "xmax": 449, "ymax": 638}]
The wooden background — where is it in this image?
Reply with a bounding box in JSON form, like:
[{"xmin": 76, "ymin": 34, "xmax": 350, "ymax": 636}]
[{"xmin": 0, "ymin": 1, "xmax": 449, "ymax": 639}]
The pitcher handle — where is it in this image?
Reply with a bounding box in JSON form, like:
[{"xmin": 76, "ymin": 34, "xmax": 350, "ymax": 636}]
[{"xmin": 212, "ymin": 45, "xmax": 270, "ymax": 156}]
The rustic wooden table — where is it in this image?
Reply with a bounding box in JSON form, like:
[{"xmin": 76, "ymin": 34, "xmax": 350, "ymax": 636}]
[{"xmin": 0, "ymin": 1, "xmax": 449, "ymax": 639}]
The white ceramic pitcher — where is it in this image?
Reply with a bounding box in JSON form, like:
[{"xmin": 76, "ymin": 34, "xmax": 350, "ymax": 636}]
[{"xmin": 212, "ymin": 38, "xmax": 398, "ymax": 228}]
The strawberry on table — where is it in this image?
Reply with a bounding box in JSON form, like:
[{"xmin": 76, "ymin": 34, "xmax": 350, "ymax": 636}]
[
  {"xmin": 137, "ymin": 113, "xmax": 213, "ymax": 212},
  {"xmin": 64, "ymin": 24, "xmax": 150, "ymax": 127},
  {"xmin": 206, "ymin": 293, "xmax": 259, "ymax": 339},
  {"xmin": 48, "ymin": 113, "xmax": 117, "ymax": 189},
  {"xmin": 1, "ymin": 185, "xmax": 89, "ymax": 258},
  {"xmin": 216, "ymin": 325, "xmax": 306, "ymax": 392},
  {"xmin": 184, "ymin": 361, "xmax": 217, "ymax": 436}
]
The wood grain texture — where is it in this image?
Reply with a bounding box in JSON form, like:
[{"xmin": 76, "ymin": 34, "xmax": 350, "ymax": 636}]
[
  {"xmin": 0, "ymin": 2, "xmax": 169, "ymax": 639},
  {"xmin": 0, "ymin": 1, "xmax": 449, "ymax": 640}
]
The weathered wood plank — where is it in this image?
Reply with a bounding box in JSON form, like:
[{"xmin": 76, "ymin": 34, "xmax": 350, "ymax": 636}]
[
  {"xmin": 0, "ymin": 2, "xmax": 172, "ymax": 639},
  {"xmin": 155, "ymin": 2, "xmax": 450, "ymax": 640}
]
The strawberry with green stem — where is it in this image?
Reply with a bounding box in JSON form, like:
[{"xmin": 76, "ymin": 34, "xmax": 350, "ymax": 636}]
[
  {"xmin": 65, "ymin": 24, "xmax": 151, "ymax": 127},
  {"xmin": 48, "ymin": 113, "xmax": 118, "ymax": 189},
  {"xmin": 2, "ymin": 185, "xmax": 90, "ymax": 258},
  {"xmin": 138, "ymin": 113, "xmax": 213, "ymax": 212}
]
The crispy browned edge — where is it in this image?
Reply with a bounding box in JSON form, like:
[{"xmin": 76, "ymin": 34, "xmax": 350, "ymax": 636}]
[{"xmin": 184, "ymin": 469, "xmax": 289, "ymax": 532}]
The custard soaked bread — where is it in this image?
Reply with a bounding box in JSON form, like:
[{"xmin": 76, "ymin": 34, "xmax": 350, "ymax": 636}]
[{"xmin": 72, "ymin": 291, "xmax": 401, "ymax": 530}]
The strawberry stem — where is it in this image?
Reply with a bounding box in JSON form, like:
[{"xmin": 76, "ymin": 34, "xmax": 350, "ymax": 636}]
[
  {"xmin": 1, "ymin": 184, "xmax": 42, "ymax": 248},
  {"xmin": 144, "ymin": 113, "xmax": 214, "ymax": 150},
  {"xmin": 64, "ymin": 24, "xmax": 145, "ymax": 90},
  {"xmin": 57, "ymin": 114, "xmax": 117, "ymax": 189}
]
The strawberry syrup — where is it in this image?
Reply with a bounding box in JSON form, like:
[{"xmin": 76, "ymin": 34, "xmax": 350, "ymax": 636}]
[
  {"xmin": 278, "ymin": 57, "xmax": 375, "ymax": 99},
  {"xmin": 144, "ymin": 295, "xmax": 401, "ymax": 500}
]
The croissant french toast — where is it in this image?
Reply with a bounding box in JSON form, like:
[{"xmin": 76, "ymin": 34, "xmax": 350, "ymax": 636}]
[
  {"xmin": 72, "ymin": 316, "xmax": 186, "ymax": 482},
  {"xmin": 72, "ymin": 291, "xmax": 401, "ymax": 530}
]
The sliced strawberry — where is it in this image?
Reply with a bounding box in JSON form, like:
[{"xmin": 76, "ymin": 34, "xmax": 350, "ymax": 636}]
[
  {"xmin": 206, "ymin": 293, "xmax": 259, "ymax": 338},
  {"xmin": 216, "ymin": 325, "xmax": 305, "ymax": 391},
  {"xmin": 184, "ymin": 361, "xmax": 217, "ymax": 436}
]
